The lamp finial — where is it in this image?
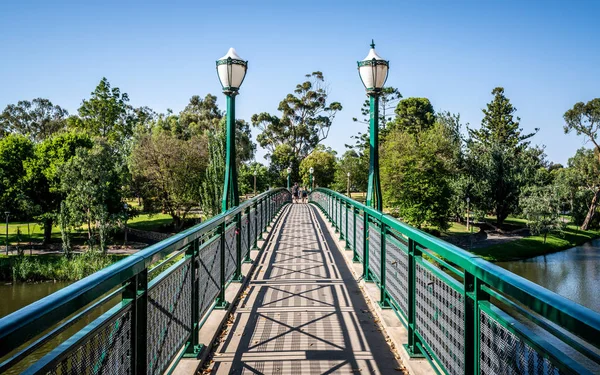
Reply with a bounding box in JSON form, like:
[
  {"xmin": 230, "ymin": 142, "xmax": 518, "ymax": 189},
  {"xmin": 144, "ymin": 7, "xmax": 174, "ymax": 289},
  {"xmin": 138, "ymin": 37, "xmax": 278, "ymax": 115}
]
[{"xmin": 370, "ymin": 39, "xmax": 375, "ymax": 49}]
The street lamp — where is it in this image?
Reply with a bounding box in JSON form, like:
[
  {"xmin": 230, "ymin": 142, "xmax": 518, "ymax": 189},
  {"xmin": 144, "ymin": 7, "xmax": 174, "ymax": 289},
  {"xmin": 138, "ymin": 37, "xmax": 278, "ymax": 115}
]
[
  {"xmin": 358, "ymin": 40, "xmax": 388, "ymax": 211},
  {"xmin": 287, "ymin": 166, "xmax": 292, "ymax": 190},
  {"xmin": 4, "ymin": 211, "xmax": 9, "ymax": 255},
  {"xmin": 466, "ymin": 197, "xmax": 470, "ymax": 231},
  {"xmin": 309, "ymin": 167, "xmax": 314, "ymax": 192},
  {"xmin": 217, "ymin": 47, "xmax": 248, "ymax": 212},
  {"xmin": 123, "ymin": 203, "xmax": 128, "ymax": 245},
  {"xmin": 253, "ymin": 169, "xmax": 258, "ymax": 196},
  {"xmin": 347, "ymin": 172, "xmax": 351, "ymax": 197}
]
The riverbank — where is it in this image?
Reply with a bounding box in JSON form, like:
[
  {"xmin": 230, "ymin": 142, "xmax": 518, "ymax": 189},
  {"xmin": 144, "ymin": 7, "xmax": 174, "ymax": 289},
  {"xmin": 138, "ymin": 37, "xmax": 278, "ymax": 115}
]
[
  {"xmin": 0, "ymin": 252, "xmax": 128, "ymax": 282},
  {"xmin": 469, "ymin": 225, "xmax": 600, "ymax": 261}
]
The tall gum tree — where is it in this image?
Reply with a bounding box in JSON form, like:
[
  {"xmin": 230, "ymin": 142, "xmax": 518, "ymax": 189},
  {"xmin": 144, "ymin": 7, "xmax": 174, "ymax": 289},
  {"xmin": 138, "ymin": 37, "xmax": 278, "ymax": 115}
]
[{"xmin": 563, "ymin": 98, "xmax": 600, "ymax": 230}]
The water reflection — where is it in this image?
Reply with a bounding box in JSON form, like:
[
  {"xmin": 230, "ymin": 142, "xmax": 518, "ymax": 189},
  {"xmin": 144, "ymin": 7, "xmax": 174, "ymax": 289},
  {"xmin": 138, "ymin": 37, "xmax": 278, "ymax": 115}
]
[{"xmin": 497, "ymin": 238, "xmax": 600, "ymax": 312}]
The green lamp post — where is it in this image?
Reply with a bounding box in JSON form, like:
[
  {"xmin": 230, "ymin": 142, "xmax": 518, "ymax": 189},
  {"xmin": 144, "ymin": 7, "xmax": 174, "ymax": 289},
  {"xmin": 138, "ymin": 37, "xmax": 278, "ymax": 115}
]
[
  {"xmin": 217, "ymin": 47, "xmax": 248, "ymax": 212},
  {"xmin": 309, "ymin": 167, "xmax": 314, "ymax": 192},
  {"xmin": 287, "ymin": 166, "xmax": 291, "ymax": 190},
  {"xmin": 358, "ymin": 40, "xmax": 389, "ymax": 211}
]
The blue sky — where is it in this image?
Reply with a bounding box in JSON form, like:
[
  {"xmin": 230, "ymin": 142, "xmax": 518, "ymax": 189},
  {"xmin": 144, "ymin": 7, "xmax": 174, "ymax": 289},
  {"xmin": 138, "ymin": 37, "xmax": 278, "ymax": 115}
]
[{"xmin": 1, "ymin": 0, "xmax": 598, "ymax": 165}]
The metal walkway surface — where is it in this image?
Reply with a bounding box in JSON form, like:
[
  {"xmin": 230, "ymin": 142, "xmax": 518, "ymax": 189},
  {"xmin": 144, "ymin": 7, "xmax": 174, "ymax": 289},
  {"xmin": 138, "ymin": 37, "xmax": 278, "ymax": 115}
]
[{"xmin": 208, "ymin": 203, "xmax": 401, "ymax": 374}]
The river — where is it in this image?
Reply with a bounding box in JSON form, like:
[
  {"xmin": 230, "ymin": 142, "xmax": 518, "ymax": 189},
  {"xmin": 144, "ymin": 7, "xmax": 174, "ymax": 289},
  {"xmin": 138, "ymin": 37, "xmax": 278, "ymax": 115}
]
[{"xmin": 497, "ymin": 238, "xmax": 600, "ymax": 312}]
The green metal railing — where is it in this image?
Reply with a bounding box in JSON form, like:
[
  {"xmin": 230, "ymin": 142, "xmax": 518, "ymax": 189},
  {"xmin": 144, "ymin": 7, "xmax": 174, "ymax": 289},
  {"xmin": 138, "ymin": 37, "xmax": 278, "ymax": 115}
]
[
  {"xmin": 310, "ymin": 188, "xmax": 600, "ymax": 375},
  {"xmin": 0, "ymin": 188, "xmax": 291, "ymax": 375}
]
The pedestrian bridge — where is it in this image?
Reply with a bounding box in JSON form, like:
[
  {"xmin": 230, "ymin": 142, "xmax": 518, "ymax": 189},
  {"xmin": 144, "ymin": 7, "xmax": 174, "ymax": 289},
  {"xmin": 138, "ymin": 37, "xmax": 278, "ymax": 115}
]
[{"xmin": 1, "ymin": 188, "xmax": 600, "ymax": 374}]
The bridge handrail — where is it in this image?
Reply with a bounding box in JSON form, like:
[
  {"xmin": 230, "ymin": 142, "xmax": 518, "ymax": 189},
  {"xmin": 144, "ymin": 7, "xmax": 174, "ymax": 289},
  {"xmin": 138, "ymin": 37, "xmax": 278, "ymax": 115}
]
[
  {"xmin": 310, "ymin": 187, "xmax": 600, "ymax": 374},
  {"xmin": 0, "ymin": 187, "xmax": 291, "ymax": 373}
]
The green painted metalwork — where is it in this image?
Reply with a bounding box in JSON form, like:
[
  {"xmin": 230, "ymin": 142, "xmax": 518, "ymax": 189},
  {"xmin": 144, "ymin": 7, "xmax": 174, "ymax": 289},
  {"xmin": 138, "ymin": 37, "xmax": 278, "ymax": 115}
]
[
  {"xmin": 309, "ymin": 187, "xmax": 600, "ymax": 375},
  {"xmin": 366, "ymin": 94, "xmax": 382, "ymax": 211},
  {"xmin": 0, "ymin": 189, "xmax": 290, "ymax": 374},
  {"xmin": 221, "ymin": 94, "xmax": 239, "ymax": 213}
]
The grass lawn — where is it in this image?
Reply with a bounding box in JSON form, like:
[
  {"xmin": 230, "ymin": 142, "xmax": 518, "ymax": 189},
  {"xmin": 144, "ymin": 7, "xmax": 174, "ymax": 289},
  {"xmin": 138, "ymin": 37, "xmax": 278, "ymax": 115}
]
[
  {"xmin": 0, "ymin": 212, "xmax": 177, "ymax": 245},
  {"xmin": 441, "ymin": 222, "xmax": 473, "ymax": 237},
  {"xmin": 471, "ymin": 225, "xmax": 600, "ymax": 262}
]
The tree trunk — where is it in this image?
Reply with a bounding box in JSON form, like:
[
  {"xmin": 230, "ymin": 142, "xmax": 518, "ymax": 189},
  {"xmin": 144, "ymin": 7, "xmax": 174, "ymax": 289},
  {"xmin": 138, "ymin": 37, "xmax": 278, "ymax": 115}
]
[
  {"xmin": 43, "ymin": 219, "xmax": 53, "ymax": 245},
  {"xmin": 581, "ymin": 189, "xmax": 600, "ymax": 231}
]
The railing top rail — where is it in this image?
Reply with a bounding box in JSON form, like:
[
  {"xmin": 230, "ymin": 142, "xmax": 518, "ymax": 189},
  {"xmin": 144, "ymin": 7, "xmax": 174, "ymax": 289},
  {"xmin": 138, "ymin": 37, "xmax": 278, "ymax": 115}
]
[
  {"xmin": 311, "ymin": 187, "xmax": 600, "ymax": 345},
  {"xmin": 0, "ymin": 187, "xmax": 289, "ymax": 357}
]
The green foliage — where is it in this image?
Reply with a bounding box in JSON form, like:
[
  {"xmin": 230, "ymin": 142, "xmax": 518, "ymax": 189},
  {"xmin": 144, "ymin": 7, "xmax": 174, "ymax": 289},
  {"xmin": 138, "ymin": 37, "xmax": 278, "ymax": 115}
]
[
  {"xmin": 381, "ymin": 122, "xmax": 457, "ymax": 230},
  {"xmin": 59, "ymin": 141, "xmax": 124, "ymax": 253},
  {"xmin": 299, "ymin": 146, "xmax": 337, "ymax": 189},
  {"xmin": 199, "ymin": 127, "xmax": 225, "ymax": 218},
  {"xmin": 0, "ymin": 98, "xmax": 68, "ymax": 142},
  {"xmin": 0, "ymin": 134, "xmax": 34, "ymax": 219},
  {"xmin": 466, "ymin": 87, "xmax": 539, "ymax": 225},
  {"xmin": 130, "ymin": 130, "xmax": 208, "ymax": 228},
  {"xmin": 252, "ymin": 72, "xmax": 342, "ymax": 177},
  {"xmin": 521, "ymin": 185, "xmax": 566, "ymax": 243},
  {"xmin": 333, "ymin": 150, "xmax": 368, "ymax": 193},
  {"xmin": 71, "ymin": 78, "xmax": 133, "ymax": 146},
  {"xmin": 390, "ymin": 97, "xmax": 435, "ymax": 134},
  {"xmin": 563, "ymin": 98, "xmax": 600, "ymax": 153},
  {"xmin": 239, "ymin": 162, "xmax": 270, "ymax": 195}
]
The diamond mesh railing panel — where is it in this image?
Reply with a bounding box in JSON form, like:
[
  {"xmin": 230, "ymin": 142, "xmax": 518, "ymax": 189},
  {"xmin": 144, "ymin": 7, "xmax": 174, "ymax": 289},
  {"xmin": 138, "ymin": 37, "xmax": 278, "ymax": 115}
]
[
  {"xmin": 480, "ymin": 310, "xmax": 565, "ymax": 375},
  {"xmin": 415, "ymin": 262, "xmax": 465, "ymax": 375},
  {"xmin": 45, "ymin": 307, "xmax": 132, "ymax": 375},
  {"xmin": 385, "ymin": 238, "xmax": 409, "ymax": 318},
  {"xmin": 225, "ymin": 225, "xmax": 236, "ymax": 282},
  {"xmin": 355, "ymin": 214, "xmax": 364, "ymax": 261},
  {"xmin": 197, "ymin": 236, "xmax": 221, "ymax": 320},
  {"xmin": 147, "ymin": 259, "xmax": 192, "ymax": 375},
  {"xmin": 241, "ymin": 214, "xmax": 249, "ymax": 259},
  {"xmin": 368, "ymin": 224, "xmax": 382, "ymax": 281}
]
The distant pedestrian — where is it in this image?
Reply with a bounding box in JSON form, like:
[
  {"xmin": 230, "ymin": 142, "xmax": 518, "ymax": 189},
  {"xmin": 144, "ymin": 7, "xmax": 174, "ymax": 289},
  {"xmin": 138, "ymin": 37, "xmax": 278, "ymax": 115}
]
[
  {"xmin": 302, "ymin": 187, "xmax": 308, "ymax": 203},
  {"xmin": 292, "ymin": 183, "xmax": 299, "ymax": 203}
]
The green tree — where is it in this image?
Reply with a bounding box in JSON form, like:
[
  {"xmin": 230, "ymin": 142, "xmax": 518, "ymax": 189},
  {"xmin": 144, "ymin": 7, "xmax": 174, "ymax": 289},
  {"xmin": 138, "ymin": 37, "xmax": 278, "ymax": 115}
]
[
  {"xmin": 381, "ymin": 122, "xmax": 456, "ymax": 230},
  {"xmin": 59, "ymin": 141, "xmax": 124, "ymax": 252},
  {"xmin": 71, "ymin": 78, "xmax": 133, "ymax": 145},
  {"xmin": 0, "ymin": 135, "xmax": 34, "ymax": 218},
  {"xmin": 0, "ymin": 98, "xmax": 68, "ymax": 142},
  {"xmin": 23, "ymin": 132, "xmax": 94, "ymax": 243},
  {"xmin": 299, "ymin": 146, "xmax": 337, "ymax": 189},
  {"xmin": 562, "ymin": 148, "xmax": 600, "ymax": 230},
  {"xmin": 239, "ymin": 162, "xmax": 270, "ymax": 196},
  {"xmin": 521, "ymin": 185, "xmax": 566, "ymax": 243},
  {"xmin": 467, "ymin": 87, "xmax": 538, "ymax": 226},
  {"xmin": 130, "ymin": 131, "xmax": 208, "ymax": 229},
  {"xmin": 333, "ymin": 150, "xmax": 368, "ymax": 193},
  {"xmin": 199, "ymin": 128, "xmax": 225, "ymax": 218},
  {"xmin": 563, "ymin": 98, "xmax": 600, "ymax": 229},
  {"xmin": 252, "ymin": 72, "xmax": 342, "ymax": 176},
  {"xmin": 390, "ymin": 97, "xmax": 436, "ymax": 135}
]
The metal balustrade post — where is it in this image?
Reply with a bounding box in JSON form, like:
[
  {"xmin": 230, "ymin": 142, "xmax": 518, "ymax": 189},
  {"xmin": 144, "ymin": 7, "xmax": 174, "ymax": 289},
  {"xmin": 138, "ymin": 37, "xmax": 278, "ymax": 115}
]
[
  {"xmin": 338, "ymin": 199, "xmax": 344, "ymax": 241},
  {"xmin": 215, "ymin": 222, "xmax": 229, "ymax": 309},
  {"xmin": 344, "ymin": 202, "xmax": 350, "ymax": 249},
  {"xmin": 334, "ymin": 197, "xmax": 339, "ymax": 233},
  {"xmin": 378, "ymin": 223, "xmax": 390, "ymax": 308},
  {"xmin": 184, "ymin": 239, "xmax": 203, "ymax": 357},
  {"xmin": 252, "ymin": 201, "xmax": 259, "ymax": 250},
  {"xmin": 352, "ymin": 207, "xmax": 360, "ymax": 262},
  {"xmin": 363, "ymin": 212, "xmax": 373, "ymax": 281},
  {"xmin": 404, "ymin": 238, "xmax": 424, "ymax": 357},
  {"xmin": 465, "ymin": 273, "xmax": 490, "ymax": 374},
  {"xmin": 259, "ymin": 200, "xmax": 265, "ymax": 239},
  {"xmin": 262, "ymin": 198, "xmax": 268, "ymax": 235},
  {"xmin": 244, "ymin": 206, "xmax": 252, "ymax": 263},
  {"xmin": 124, "ymin": 269, "xmax": 148, "ymax": 374},
  {"xmin": 233, "ymin": 212, "xmax": 243, "ymax": 282}
]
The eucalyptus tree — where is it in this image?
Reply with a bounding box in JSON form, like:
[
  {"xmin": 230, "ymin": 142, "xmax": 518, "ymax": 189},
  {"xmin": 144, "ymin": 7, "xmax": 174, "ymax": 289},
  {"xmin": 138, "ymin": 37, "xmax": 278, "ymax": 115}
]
[
  {"xmin": 0, "ymin": 98, "xmax": 68, "ymax": 142},
  {"xmin": 563, "ymin": 98, "xmax": 600, "ymax": 230},
  {"xmin": 252, "ymin": 71, "xmax": 342, "ymax": 175}
]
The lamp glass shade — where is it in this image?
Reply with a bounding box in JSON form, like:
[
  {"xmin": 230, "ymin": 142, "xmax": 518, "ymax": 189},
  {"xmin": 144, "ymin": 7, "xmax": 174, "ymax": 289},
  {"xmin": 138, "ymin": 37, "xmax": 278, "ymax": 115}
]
[
  {"xmin": 357, "ymin": 44, "xmax": 389, "ymax": 92},
  {"xmin": 309, "ymin": 167, "xmax": 314, "ymax": 174},
  {"xmin": 287, "ymin": 167, "xmax": 291, "ymax": 174},
  {"xmin": 347, "ymin": 172, "xmax": 351, "ymax": 177},
  {"xmin": 216, "ymin": 48, "xmax": 248, "ymax": 92}
]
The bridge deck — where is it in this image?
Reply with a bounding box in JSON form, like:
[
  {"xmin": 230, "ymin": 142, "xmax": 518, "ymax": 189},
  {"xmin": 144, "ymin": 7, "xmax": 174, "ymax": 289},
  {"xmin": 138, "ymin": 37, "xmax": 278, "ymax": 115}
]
[{"xmin": 208, "ymin": 203, "xmax": 401, "ymax": 374}]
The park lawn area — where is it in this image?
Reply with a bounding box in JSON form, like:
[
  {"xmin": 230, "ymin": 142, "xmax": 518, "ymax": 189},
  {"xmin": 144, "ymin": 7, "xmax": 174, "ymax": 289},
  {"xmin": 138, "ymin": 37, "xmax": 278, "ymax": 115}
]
[
  {"xmin": 0, "ymin": 212, "xmax": 177, "ymax": 245},
  {"xmin": 441, "ymin": 222, "xmax": 473, "ymax": 237},
  {"xmin": 484, "ymin": 215, "xmax": 528, "ymax": 228},
  {"xmin": 471, "ymin": 225, "xmax": 600, "ymax": 262}
]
